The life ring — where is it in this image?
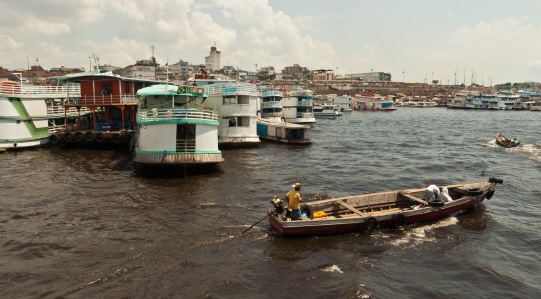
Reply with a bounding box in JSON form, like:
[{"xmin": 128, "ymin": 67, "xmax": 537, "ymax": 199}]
[
  {"xmin": 111, "ymin": 133, "xmax": 122, "ymax": 144},
  {"xmin": 300, "ymin": 204, "xmax": 314, "ymax": 220},
  {"xmin": 363, "ymin": 217, "xmax": 378, "ymax": 232},
  {"xmin": 95, "ymin": 132, "xmax": 105, "ymax": 143},
  {"xmin": 467, "ymin": 188, "xmax": 483, "ymax": 196},
  {"xmin": 74, "ymin": 131, "xmax": 84, "ymax": 142},
  {"xmin": 392, "ymin": 213, "xmax": 407, "ymax": 228},
  {"xmin": 429, "ymin": 199, "xmax": 445, "ymax": 207},
  {"xmin": 49, "ymin": 134, "xmax": 61, "ymax": 145},
  {"xmin": 486, "ymin": 188, "xmax": 495, "ymax": 200},
  {"xmin": 84, "ymin": 131, "xmax": 95, "ymax": 142},
  {"xmin": 64, "ymin": 132, "xmax": 74, "ymax": 143}
]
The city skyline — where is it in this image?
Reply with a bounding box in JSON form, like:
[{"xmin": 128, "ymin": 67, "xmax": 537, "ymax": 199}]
[{"xmin": 2, "ymin": 1, "xmax": 541, "ymax": 85}]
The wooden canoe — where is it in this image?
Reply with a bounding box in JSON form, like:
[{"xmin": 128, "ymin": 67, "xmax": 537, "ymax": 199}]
[
  {"xmin": 496, "ymin": 132, "xmax": 520, "ymax": 148},
  {"xmin": 268, "ymin": 177, "xmax": 503, "ymax": 237}
]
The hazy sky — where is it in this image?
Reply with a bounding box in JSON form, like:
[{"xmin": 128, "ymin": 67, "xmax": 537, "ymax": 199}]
[{"xmin": 1, "ymin": 0, "xmax": 541, "ymax": 85}]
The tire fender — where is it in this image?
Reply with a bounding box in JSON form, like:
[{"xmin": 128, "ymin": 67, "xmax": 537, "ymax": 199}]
[
  {"xmin": 111, "ymin": 133, "xmax": 122, "ymax": 144},
  {"xmin": 64, "ymin": 132, "xmax": 74, "ymax": 143},
  {"xmin": 467, "ymin": 188, "xmax": 483, "ymax": 196},
  {"xmin": 49, "ymin": 134, "xmax": 61, "ymax": 145},
  {"xmin": 363, "ymin": 217, "xmax": 378, "ymax": 232},
  {"xmin": 84, "ymin": 131, "xmax": 95, "ymax": 142},
  {"xmin": 392, "ymin": 213, "xmax": 407, "ymax": 228},
  {"xmin": 300, "ymin": 204, "xmax": 314, "ymax": 220},
  {"xmin": 95, "ymin": 132, "xmax": 105, "ymax": 143}
]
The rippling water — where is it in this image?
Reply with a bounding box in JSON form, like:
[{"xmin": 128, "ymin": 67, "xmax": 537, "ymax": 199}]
[{"xmin": 1, "ymin": 108, "xmax": 540, "ymax": 298}]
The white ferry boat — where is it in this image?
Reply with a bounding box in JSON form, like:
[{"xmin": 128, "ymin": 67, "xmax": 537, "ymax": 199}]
[
  {"xmin": 256, "ymin": 89, "xmax": 311, "ymax": 144},
  {"xmin": 313, "ymin": 103, "xmax": 342, "ymax": 118},
  {"xmin": 352, "ymin": 93, "xmax": 397, "ymax": 111},
  {"xmin": 282, "ymin": 89, "xmax": 316, "ymax": 124},
  {"xmin": 259, "ymin": 89, "xmax": 284, "ymax": 122},
  {"xmin": 0, "ymin": 75, "xmax": 82, "ymax": 149},
  {"xmin": 133, "ymin": 84, "xmax": 223, "ymax": 166},
  {"xmin": 196, "ymin": 79, "xmax": 260, "ymax": 147}
]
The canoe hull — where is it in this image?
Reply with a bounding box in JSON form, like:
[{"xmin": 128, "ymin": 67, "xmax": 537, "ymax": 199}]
[{"xmin": 269, "ymin": 179, "xmax": 500, "ymax": 237}]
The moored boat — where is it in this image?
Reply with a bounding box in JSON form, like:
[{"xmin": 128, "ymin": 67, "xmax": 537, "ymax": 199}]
[
  {"xmin": 0, "ymin": 76, "xmax": 82, "ymax": 149},
  {"xmin": 352, "ymin": 93, "xmax": 396, "ymax": 111},
  {"xmin": 133, "ymin": 84, "xmax": 224, "ymax": 166},
  {"xmin": 256, "ymin": 117, "xmax": 311, "ymax": 145},
  {"xmin": 495, "ymin": 132, "xmax": 520, "ymax": 148},
  {"xmin": 268, "ymin": 177, "xmax": 503, "ymax": 237},
  {"xmin": 197, "ymin": 79, "xmax": 260, "ymax": 147},
  {"xmin": 313, "ymin": 103, "xmax": 342, "ymax": 118},
  {"xmin": 282, "ymin": 89, "xmax": 316, "ymax": 124}
]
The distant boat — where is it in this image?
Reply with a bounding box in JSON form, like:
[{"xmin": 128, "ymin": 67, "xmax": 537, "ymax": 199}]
[
  {"xmin": 495, "ymin": 132, "xmax": 520, "ymax": 148},
  {"xmin": 259, "ymin": 89, "xmax": 284, "ymax": 123},
  {"xmin": 282, "ymin": 89, "xmax": 316, "ymax": 124},
  {"xmin": 256, "ymin": 117, "xmax": 311, "ymax": 145},
  {"xmin": 133, "ymin": 84, "xmax": 224, "ymax": 166},
  {"xmin": 313, "ymin": 103, "xmax": 342, "ymax": 118},
  {"xmin": 353, "ymin": 93, "xmax": 397, "ymax": 111}
]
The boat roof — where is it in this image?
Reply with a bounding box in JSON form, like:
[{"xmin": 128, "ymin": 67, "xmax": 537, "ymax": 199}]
[
  {"xmin": 50, "ymin": 70, "xmax": 163, "ymax": 84},
  {"xmin": 136, "ymin": 84, "xmax": 183, "ymax": 96}
]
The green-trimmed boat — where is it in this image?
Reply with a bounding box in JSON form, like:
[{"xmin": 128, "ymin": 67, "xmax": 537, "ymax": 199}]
[{"xmin": 133, "ymin": 84, "xmax": 224, "ymax": 166}]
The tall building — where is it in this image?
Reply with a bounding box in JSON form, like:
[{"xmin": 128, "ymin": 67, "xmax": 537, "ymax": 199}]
[{"xmin": 205, "ymin": 46, "xmax": 221, "ymax": 72}]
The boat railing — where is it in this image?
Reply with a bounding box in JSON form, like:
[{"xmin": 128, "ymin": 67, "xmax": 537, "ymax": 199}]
[
  {"xmin": 47, "ymin": 106, "xmax": 92, "ymax": 116},
  {"xmin": 1, "ymin": 84, "xmax": 81, "ymax": 96},
  {"xmin": 204, "ymin": 83, "xmax": 258, "ymax": 96},
  {"xmin": 261, "ymin": 112, "xmax": 283, "ymax": 118},
  {"xmin": 79, "ymin": 94, "xmax": 138, "ymax": 105},
  {"xmin": 48, "ymin": 124, "xmax": 66, "ymax": 134},
  {"xmin": 138, "ymin": 108, "xmax": 218, "ymax": 121},
  {"xmin": 176, "ymin": 139, "xmax": 196, "ymax": 151},
  {"xmin": 296, "ymin": 99, "xmax": 313, "ymax": 106},
  {"xmin": 261, "ymin": 90, "xmax": 283, "ymax": 97},
  {"xmin": 261, "ymin": 101, "xmax": 282, "ymax": 108},
  {"xmin": 297, "ymin": 112, "xmax": 314, "ymax": 118}
]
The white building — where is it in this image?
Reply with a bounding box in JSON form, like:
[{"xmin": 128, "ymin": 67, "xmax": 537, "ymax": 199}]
[{"xmin": 205, "ymin": 46, "xmax": 221, "ymax": 72}]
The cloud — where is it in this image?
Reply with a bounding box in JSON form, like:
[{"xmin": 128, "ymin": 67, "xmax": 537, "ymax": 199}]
[
  {"xmin": 0, "ymin": 33, "xmax": 24, "ymax": 51},
  {"xmin": 23, "ymin": 18, "xmax": 71, "ymax": 36}
]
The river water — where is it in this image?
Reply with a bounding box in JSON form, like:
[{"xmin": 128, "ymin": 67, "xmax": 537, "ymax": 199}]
[{"xmin": 1, "ymin": 108, "xmax": 540, "ymax": 298}]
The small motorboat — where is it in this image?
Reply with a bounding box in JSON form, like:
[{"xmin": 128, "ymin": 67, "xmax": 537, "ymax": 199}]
[
  {"xmin": 268, "ymin": 177, "xmax": 503, "ymax": 237},
  {"xmin": 496, "ymin": 132, "xmax": 520, "ymax": 148}
]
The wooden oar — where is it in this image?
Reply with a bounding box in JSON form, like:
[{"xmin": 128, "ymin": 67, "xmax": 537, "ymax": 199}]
[{"xmin": 241, "ymin": 210, "xmax": 272, "ymax": 234}]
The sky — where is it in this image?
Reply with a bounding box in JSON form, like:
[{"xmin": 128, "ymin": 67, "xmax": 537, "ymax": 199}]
[{"xmin": 1, "ymin": 0, "xmax": 541, "ymax": 85}]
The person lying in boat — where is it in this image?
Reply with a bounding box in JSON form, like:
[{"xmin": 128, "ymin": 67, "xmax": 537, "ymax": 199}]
[
  {"xmin": 438, "ymin": 187, "xmax": 453, "ymax": 202},
  {"xmin": 285, "ymin": 183, "xmax": 303, "ymax": 220},
  {"xmin": 424, "ymin": 184, "xmax": 440, "ymax": 202}
]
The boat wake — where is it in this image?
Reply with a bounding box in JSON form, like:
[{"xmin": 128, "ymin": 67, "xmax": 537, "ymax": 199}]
[
  {"xmin": 513, "ymin": 143, "xmax": 541, "ymax": 164},
  {"xmin": 485, "ymin": 139, "xmax": 541, "ymax": 164},
  {"xmin": 321, "ymin": 264, "xmax": 344, "ymax": 273},
  {"xmin": 389, "ymin": 217, "xmax": 459, "ymax": 247},
  {"xmin": 483, "ymin": 138, "xmax": 500, "ymax": 147}
]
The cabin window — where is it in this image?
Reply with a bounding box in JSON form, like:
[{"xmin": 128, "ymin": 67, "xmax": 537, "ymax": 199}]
[
  {"xmin": 227, "ymin": 116, "xmax": 249, "ymax": 127},
  {"xmin": 237, "ymin": 117, "xmax": 249, "ymax": 127},
  {"xmin": 223, "ymin": 95, "xmax": 237, "ymax": 105}
]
